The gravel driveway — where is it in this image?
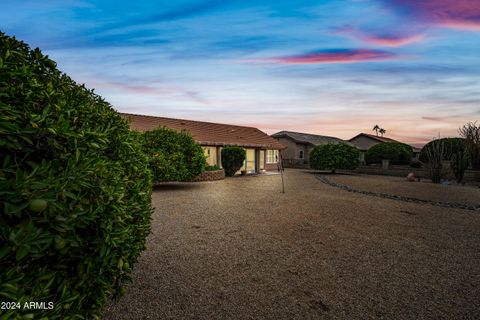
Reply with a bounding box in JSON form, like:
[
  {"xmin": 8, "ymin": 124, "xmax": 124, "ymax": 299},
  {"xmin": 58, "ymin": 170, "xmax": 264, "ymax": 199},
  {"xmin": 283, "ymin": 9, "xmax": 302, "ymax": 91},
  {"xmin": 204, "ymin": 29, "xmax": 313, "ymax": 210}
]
[{"xmin": 104, "ymin": 169, "xmax": 480, "ymax": 319}]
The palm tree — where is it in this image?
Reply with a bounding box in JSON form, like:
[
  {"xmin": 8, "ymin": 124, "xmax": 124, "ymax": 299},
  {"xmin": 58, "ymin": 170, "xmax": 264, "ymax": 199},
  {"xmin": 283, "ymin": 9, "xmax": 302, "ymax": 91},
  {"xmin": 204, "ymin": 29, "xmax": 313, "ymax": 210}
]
[
  {"xmin": 373, "ymin": 125, "xmax": 380, "ymax": 136},
  {"xmin": 379, "ymin": 128, "xmax": 386, "ymax": 137}
]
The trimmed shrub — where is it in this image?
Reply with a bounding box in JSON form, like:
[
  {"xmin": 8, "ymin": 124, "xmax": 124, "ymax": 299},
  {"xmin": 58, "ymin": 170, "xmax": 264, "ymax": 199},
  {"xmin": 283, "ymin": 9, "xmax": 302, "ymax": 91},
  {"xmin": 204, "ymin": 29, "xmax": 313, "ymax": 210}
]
[
  {"xmin": 142, "ymin": 127, "xmax": 206, "ymax": 183},
  {"xmin": 0, "ymin": 32, "xmax": 153, "ymax": 319},
  {"xmin": 221, "ymin": 147, "xmax": 246, "ymax": 176},
  {"xmin": 309, "ymin": 143, "xmax": 360, "ymax": 173},
  {"xmin": 366, "ymin": 142, "xmax": 413, "ymax": 165}
]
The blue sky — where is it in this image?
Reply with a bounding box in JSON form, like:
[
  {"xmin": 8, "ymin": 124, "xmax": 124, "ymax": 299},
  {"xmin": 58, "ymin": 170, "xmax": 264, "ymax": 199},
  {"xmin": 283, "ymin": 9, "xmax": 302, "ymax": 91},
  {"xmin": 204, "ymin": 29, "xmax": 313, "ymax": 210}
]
[{"xmin": 2, "ymin": 0, "xmax": 480, "ymax": 144}]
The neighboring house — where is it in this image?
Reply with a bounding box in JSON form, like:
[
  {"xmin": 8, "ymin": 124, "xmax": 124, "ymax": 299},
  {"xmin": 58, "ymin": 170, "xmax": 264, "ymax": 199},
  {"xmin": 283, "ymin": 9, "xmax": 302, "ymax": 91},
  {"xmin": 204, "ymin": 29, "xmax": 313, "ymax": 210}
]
[
  {"xmin": 121, "ymin": 113, "xmax": 284, "ymax": 174},
  {"xmin": 271, "ymin": 130, "xmax": 348, "ymax": 167},
  {"xmin": 348, "ymin": 133, "xmax": 420, "ymax": 164}
]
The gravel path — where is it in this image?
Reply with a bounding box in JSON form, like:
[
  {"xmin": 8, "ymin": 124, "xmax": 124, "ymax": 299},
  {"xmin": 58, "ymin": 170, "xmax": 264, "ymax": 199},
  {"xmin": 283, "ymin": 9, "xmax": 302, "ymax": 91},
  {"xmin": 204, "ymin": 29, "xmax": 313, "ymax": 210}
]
[{"xmin": 104, "ymin": 169, "xmax": 480, "ymax": 320}]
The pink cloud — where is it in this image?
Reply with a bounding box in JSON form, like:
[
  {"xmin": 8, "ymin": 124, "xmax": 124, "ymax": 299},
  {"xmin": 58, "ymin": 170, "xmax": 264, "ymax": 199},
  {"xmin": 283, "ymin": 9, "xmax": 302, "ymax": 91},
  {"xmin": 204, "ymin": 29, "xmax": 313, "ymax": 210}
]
[
  {"xmin": 359, "ymin": 34, "xmax": 424, "ymax": 47},
  {"xmin": 334, "ymin": 24, "xmax": 425, "ymax": 47},
  {"xmin": 254, "ymin": 49, "xmax": 398, "ymax": 64},
  {"xmin": 384, "ymin": 0, "xmax": 480, "ymax": 31}
]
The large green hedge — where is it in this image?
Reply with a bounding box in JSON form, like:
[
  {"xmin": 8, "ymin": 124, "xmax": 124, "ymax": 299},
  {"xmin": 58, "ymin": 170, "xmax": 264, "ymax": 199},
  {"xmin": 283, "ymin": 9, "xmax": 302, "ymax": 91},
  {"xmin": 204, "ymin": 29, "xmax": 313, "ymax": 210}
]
[
  {"xmin": 221, "ymin": 146, "xmax": 246, "ymax": 177},
  {"xmin": 309, "ymin": 143, "xmax": 360, "ymax": 173},
  {"xmin": 365, "ymin": 142, "xmax": 413, "ymax": 165},
  {"xmin": 142, "ymin": 127, "xmax": 205, "ymax": 182},
  {"xmin": 0, "ymin": 32, "xmax": 153, "ymax": 319}
]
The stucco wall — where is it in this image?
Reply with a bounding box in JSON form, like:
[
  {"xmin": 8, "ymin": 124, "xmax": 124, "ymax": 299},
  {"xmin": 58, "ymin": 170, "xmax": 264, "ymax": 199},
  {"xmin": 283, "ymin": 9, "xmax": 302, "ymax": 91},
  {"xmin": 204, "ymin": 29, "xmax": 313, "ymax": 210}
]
[
  {"xmin": 276, "ymin": 137, "xmax": 298, "ymax": 159},
  {"xmin": 349, "ymin": 136, "xmax": 379, "ymax": 151},
  {"xmin": 203, "ymin": 146, "xmax": 218, "ymax": 166}
]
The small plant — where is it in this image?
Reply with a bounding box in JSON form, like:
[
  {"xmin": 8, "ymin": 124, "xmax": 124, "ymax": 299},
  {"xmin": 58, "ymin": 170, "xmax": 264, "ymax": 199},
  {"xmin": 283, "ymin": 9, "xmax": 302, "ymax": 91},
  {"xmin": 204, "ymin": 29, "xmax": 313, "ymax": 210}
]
[
  {"xmin": 221, "ymin": 147, "xmax": 246, "ymax": 176},
  {"xmin": 309, "ymin": 143, "xmax": 360, "ymax": 173},
  {"xmin": 365, "ymin": 142, "xmax": 413, "ymax": 165},
  {"xmin": 143, "ymin": 127, "xmax": 206, "ymax": 182},
  {"xmin": 205, "ymin": 164, "xmax": 221, "ymax": 171}
]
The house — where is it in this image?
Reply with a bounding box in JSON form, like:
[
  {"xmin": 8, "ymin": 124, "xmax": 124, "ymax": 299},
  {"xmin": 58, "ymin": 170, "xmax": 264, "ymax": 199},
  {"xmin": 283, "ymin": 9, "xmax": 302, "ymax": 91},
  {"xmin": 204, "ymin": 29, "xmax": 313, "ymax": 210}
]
[
  {"xmin": 348, "ymin": 133, "xmax": 421, "ymax": 164},
  {"xmin": 121, "ymin": 113, "xmax": 284, "ymax": 174},
  {"xmin": 271, "ymin": 130, "xmax": 349, "ymax": 167}
]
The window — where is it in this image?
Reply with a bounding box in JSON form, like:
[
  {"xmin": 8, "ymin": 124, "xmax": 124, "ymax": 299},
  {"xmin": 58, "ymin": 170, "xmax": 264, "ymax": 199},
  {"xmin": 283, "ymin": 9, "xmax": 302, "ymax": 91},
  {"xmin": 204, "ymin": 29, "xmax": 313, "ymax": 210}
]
[
  {"xmin": 299, "ymin": 150, "xmax": 304, "ymax": 159},
  {"xmin": 266, "ymin": 150, "xmax": 279, "ymax": 163}
]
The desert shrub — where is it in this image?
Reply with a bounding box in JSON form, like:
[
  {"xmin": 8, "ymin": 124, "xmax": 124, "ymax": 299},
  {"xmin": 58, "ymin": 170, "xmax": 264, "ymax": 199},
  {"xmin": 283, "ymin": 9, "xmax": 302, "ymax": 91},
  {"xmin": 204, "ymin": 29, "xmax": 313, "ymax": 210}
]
[
  {"xmin": 409, "ymin": 159, "xmax": 422, "ymax": 168},
  {"xmin": 422, "ymin": 138, "xmax": 446, "ymax": 183},
  {"xmin": 451, "ymin": 147, "xmax": 469, "ymax": 183},
  {"xmin": 459, "ymin": 122, "xmax": 480, "ymax": 169},
  {"xmin": 0, "ymin": 32, "xmax": 153, "ymax": 319},
  {"xmin": 309, "ymin": 143, "xmax": 360, "ymax": 173},
  {"xmin": 365, "ymin": 142, "xmax": 413, "ymax": 165},
  {"xmin": 142, "ymin": 127, "xmax": 206, "ymax": 182},
  {"xmin": 419, "ymin": 138, "xmax": 465, "ymax": 163},
  {"xmin": 221, "ymin": 147, "xmax": 246, "ymax": 176},
  {"xmin": 420, "ymin": 138, "xmax": 470, "ymax": 183},
  {"xmin": 205, "ymin": 164, "xmax": 221, "ymax": 171}
]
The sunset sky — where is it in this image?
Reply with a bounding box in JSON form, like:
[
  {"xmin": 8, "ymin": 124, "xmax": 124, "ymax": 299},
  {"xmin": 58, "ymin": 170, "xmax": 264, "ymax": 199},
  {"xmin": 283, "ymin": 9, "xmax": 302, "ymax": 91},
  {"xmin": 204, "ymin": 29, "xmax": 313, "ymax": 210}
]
[{"xmin": 2, "ymin": 0, "xmax": 479, "ymax": 145}]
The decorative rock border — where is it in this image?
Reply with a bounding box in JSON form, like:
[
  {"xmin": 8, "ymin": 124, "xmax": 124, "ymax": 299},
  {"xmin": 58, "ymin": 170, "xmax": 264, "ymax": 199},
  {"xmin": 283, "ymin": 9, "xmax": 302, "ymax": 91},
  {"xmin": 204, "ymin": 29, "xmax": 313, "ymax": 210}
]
[
  {"xmin": 191, "ymin": 169, "xmax": 225, "ymax": 182},
  {"xmin": 315, "ymin": 174, "xmax": 480, "ymax": 211}
]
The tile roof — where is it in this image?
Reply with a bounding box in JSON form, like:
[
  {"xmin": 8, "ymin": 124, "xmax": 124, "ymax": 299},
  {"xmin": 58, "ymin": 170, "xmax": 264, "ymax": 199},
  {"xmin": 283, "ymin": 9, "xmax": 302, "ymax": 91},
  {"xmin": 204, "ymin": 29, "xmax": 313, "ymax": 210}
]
[
  {"xmin": 349, "ymin": 133, "xmax": 398, "ymax": 143},
  {"xmin": 349, "ymin": 133, "xmax": 421, "ymax": 152},
  {"xmin": 120, "ymin": 113, "xmax": 284, "ymax": 149},
  {"xmin": 271, "ymin": 130, "xmax": 350, "ymax": 146}
]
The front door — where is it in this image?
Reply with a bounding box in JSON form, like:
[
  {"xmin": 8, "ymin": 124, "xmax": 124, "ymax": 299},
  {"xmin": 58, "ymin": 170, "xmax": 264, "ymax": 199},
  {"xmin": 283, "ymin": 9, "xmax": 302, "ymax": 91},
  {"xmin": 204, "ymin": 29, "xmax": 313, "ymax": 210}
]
[{"xmin": 245, "ymin": 148, "xmax": 256, "ymax": 174}]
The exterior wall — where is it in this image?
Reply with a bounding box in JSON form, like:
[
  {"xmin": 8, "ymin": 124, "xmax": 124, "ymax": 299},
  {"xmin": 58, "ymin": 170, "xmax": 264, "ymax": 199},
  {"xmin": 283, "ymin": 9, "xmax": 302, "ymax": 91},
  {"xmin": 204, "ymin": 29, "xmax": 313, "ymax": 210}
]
[
  {"xmin": 275, "ymin": 136, "xmax": 310, "ymax": 163},
  {"xmin": 276, "ymin": 137, "xmax": 298, "ymax": 160},
  {"xmin": 349, "ymin": 136, "xmax": 379, "ymax": 151},
  {"xmin": 203, "ymin": 146, "xmax": 218, "ymax": 166}
]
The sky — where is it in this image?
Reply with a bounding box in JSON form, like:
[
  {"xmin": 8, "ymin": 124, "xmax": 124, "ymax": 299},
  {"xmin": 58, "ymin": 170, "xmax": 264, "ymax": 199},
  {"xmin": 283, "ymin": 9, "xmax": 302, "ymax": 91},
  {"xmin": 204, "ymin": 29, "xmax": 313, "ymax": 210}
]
[{"xmin": 1, "ymin": 0, "xmax": 480, "ymax": 145}]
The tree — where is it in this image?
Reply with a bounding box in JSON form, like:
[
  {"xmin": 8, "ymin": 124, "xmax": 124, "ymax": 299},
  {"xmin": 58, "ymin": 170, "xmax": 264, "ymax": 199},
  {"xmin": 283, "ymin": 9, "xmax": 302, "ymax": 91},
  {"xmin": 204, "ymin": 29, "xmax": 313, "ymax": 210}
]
[
  {"xmin": 309, "ymin": 143, "xmax": 360, "ymax": 173},
  {"xmin": 142, "ymin": 127, "xmax": 206, "ymax": 182},
  {"xmin": 379, "ymin": 128, "xmax": 386, "ymax": 137},
  {"xmin": 0, "ymin": 32, "xmax": 153, "ymax": 318},
  {"xmin": 373, "ymin": 124, "xmax": 380, "ymax": 136},
  {"xmin": 365, "ymin": 142, "xmax": 413, "ymax": 165},
  {"xmin": 458, "ymin": 121, "xmax": 480, "ymax": 169},
  {"xmin": 221, "ymin": 146, "xmax": 246, "ymax": 176}
]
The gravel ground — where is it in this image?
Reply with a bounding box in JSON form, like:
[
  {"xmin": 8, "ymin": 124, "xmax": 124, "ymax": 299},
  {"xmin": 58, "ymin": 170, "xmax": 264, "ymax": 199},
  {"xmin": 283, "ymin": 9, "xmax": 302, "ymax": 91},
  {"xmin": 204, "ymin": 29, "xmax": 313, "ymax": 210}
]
[
  {"xmin": 327, "ymin": 173, "xmax": 480, "ymax": 207},
  {"xmin": 104, "ymin": 169, "xmax": 480, "ymax": 320}
]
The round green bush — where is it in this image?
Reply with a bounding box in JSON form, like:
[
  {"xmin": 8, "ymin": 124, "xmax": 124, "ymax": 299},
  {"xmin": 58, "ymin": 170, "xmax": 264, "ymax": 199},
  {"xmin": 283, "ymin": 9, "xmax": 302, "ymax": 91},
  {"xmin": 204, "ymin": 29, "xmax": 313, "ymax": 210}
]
[
  {"xmin": 142, "ymin": 127, "xmax": 206, "ymax": 182},
  {"xmin": 221, "ymin": 146, "xmax": 246, "ymax": 177},
  {"xmin": 309, "ymin": 143, "xmax": 360, "ymax": 173},
  {"xmin": 0, "ymin": 32, "xmax": 153, "ymax": 319},
  {"xmin": 419, "ymin": 138, "xmax": 466, "ymax": 163},
  {"xmin": 365, "ymin": 142, "xmax": 413, "ymax": 165}
]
